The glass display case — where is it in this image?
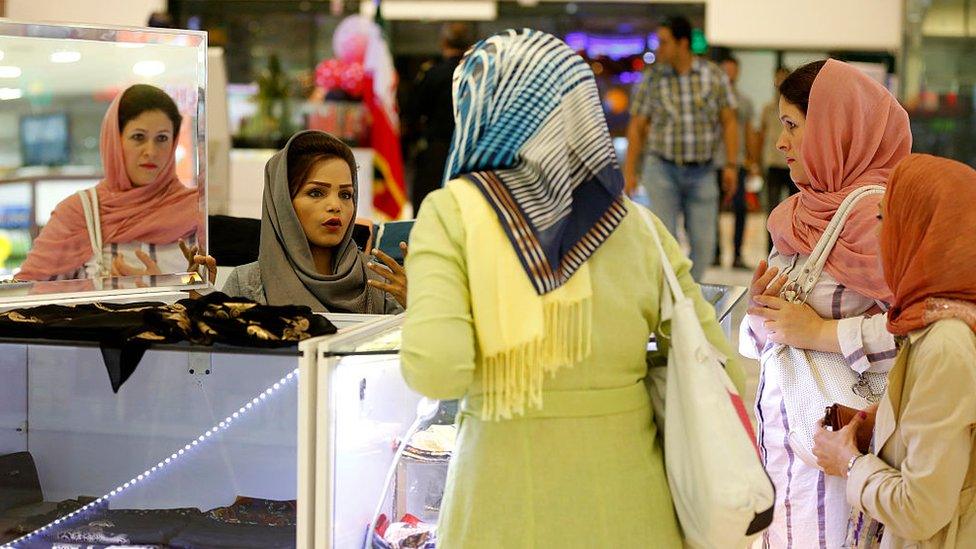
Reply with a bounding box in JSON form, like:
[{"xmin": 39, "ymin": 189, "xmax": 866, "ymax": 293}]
[
  {"xmin": 0, "ymin": 313, "xmax": 383, "ymax": 549},
  {"xmin": 0, "ymin": 341, "xmax": 305, "ymax": 548}
]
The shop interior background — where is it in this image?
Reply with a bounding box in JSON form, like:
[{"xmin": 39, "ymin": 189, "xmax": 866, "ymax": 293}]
[{"xmin": 0, "ymin": 0, "xmax": 972, "ymax": 279}]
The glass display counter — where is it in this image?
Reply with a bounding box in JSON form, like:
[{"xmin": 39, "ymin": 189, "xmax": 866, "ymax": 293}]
[{"xmin": 0, "ymin": 285, "xmax": 744, "ymax": 548}]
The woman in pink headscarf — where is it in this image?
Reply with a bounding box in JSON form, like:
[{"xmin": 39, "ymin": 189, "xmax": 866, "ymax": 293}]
[
  {"xmin": 741, "ymin": 60, "xmax": 912, "ymax": 547},
  {"xmin": 17, "ymin": 84, "xmax": 201, "ymax": 282}
]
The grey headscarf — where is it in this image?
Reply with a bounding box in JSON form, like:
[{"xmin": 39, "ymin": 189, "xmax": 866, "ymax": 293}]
[{"xmin": 259, "ymin": 130, "xmax": 396, "ymax": 314}]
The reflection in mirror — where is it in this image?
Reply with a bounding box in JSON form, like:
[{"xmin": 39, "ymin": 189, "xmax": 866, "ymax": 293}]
[{"xmin": 0, "ymin": 25, "xmax": 207, "ymax": 298}]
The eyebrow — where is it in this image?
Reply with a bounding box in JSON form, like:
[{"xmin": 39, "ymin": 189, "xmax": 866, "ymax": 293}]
[
  {"xmin": 304, "ymin": 181, "xmax": 354, "ymax": 188},
  {"xmin": 128, "ymin": 127, "xmax": 172, "ymax": 134}
]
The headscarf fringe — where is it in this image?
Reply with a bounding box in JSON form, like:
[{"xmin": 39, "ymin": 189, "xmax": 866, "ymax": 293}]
[{"xmin": 480, "ymin": 298, "xmax": 592, "ymax": 421}]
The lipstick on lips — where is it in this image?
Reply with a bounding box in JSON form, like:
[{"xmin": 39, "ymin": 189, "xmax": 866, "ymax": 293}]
[
  {"xmin": 322, "ymin": 217, "xmax": 343, "ymax": 232},
  {"xmin": 140, "ymin": 162, "xmax": 159, "ymax": 170}
]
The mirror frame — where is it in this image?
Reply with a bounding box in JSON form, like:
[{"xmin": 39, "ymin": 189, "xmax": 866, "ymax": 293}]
[{"xmin": 0, "ymin": 19, "xmax": 210, "ymax": 306}]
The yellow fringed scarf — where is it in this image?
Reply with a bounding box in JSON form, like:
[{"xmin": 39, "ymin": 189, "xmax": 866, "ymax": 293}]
[{"xmin": 448, "ymin": 178, "xmax": 593, "ymax": 421}]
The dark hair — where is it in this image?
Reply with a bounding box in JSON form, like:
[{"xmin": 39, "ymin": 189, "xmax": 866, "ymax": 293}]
[
  {"xmin": 778, "ymin": 60, "xmax": 827, "ymax": 115},
  {"xmin": 286, "ymin": 132, "xmax": 358, "ymax": 199},
  {"xmin": 146, "ymin": 11, "xmax": 175, "ymax": 29},
  {"xmin": 722, "ymin": 55, "xmax": 739, "ymax": 67},
  {"xmin": 661, "ymin": 16, "xmax": 692, "ymax": 47},
  {"xmin": 117, "ymin": 84, "xmax": 183, "ymax": 137},
  {"xmin": 441, "ymin": 22, "xmax": 473, "ymax": 52}
]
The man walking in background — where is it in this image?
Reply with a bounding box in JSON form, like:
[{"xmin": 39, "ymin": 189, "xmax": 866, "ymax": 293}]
[
  {"xmin": 624, "ymin": 16, "xmax": 739, "ymax": 282},
  {"xmin": 713, "ymin": 55, "xmax": 757, "ymax": 270}
]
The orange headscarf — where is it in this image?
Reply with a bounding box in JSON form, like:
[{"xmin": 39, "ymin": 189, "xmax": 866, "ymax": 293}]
[
  {"xmin": 882, "ymin": 154, "xmax": 976, "ymax": 336},
  {"xmin": 17, "ymin": 89, "xmax": 200, "ymax": 281},
  {"xmin": 767, "ymin": 59, "xmax": 912, "ymax": 302}
]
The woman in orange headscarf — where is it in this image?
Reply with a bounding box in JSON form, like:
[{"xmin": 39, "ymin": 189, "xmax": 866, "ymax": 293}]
[
  {"xmin": 814, "ymin": 154, "xmax": 976, "ymax": 548},
  {"xmin": 17, "ymin": 84, "xmax": 200, "ymax": 282}
]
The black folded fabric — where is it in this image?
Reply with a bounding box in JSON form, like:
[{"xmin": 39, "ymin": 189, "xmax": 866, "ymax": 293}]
[
  {"xmin": 168, "ymin": 519, "xmax": 296, "ymax": 549},
  {"xmin": 0, "ymin": 452, "xmax": 43, "ymax": 512},
  {"xmin": 0, "ymin": 293, "xmax": 337, "ymax": 392},
  {"xmin": 48, "ymin": 508, "xmax": 202, "ymax": 546}
]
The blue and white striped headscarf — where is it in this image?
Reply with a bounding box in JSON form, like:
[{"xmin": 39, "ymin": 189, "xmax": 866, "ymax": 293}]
[{"xmin": 446, "ymin": 29, "xmax": 627, "ymax": 295}]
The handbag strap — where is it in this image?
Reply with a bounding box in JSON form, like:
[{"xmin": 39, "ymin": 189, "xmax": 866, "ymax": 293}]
[
  {"xmin": 77, "ymin": 188, "xmax": 104, "ymax": 272},
  {"xmin": 789, "ymin": 185, "xmax": 885, "ymax": 302},
  {"xmin": 636, "ymin": 203, "xmax": 685, "ymax": 305}
]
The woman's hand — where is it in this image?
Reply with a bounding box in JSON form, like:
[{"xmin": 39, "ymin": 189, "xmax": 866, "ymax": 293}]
[
  {"xmin": 749, "ymin": 295, "xmax": 840, "ymax": 353},
  {"xmin": 111, "ymin": 250, "xmax": 162, "ymax": 278},
  {"xmin": 746, "ymin": 260, "xmax": 789, "ymax": 346},
  {"xmin": 367, "ymin": 242, "xmax": 408, "ymax": 308},
  {"xmin": 179, "ymin": 239, "xmax": 217, "ymax": 285},
  {"xmin": 813, "ymin": 412, "xmax": 866, "ymax": 477}
]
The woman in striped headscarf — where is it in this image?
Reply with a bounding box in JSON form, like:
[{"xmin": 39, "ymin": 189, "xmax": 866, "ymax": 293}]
[{"xmin": 400, "ymin": 29, "xmax": 745, "ymax": 546}]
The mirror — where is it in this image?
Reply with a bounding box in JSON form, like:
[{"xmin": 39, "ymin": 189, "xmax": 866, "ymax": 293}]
[{"xmin": 0, "ymin": 21, "xmax": 208, "ymax": 304}]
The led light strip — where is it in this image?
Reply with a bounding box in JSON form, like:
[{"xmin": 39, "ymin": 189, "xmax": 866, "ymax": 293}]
[{"xmin": 5, "ymin": 368, "xmax": 300, "ymax": 548}]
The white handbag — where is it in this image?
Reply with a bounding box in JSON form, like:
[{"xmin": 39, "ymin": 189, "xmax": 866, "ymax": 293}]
[
  {"xmin": 769, "ymin": 184, "xmax": 888, "ymax": 469},
  {"xmin": 639, "ymin": 205, "xmax": 774, "ymax": 549}
]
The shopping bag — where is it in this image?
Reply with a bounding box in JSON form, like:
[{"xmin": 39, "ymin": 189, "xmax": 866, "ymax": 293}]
[{"xmin": 639, "ymin": 205, "xmax": 774, "ymax": 548}]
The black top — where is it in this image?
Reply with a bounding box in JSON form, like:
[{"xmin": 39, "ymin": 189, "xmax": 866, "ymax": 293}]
[{"xmin": 403, "ymin": 55, "xmax": 463, "ymax": 143}]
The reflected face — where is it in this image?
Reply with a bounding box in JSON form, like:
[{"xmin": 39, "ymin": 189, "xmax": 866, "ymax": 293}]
[
  {"xmin": 120, "ymin": 110, "xmax": 174, "ymax": 187},
  {"xmin": 776, "ymin": 97, "xmax": 809, "ymax": 185},
  {"xmin": 291, "ymin": 158, "xmax": 356, "ymax": 252}
]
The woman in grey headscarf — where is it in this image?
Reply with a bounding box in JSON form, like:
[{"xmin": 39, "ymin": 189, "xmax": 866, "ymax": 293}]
[{"xmin": 220, "ymin": 130, "xmax": 404, "ymax": 313}]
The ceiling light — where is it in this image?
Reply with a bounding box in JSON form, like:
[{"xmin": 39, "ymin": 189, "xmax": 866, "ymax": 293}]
[
  {"xmin": 0, "ymin": 88, "xmax": 23, "ymax": 100},
  {"xmin": 50, "ymin": 51, "xmax": 81, "ymax": 63},
  {"xmin": 0, "ymin": 66, "xmax": 22, "ymax": 78},
  {"xmin": 133, "ymin": 60, "xmax": 165, "ymax": 77}
]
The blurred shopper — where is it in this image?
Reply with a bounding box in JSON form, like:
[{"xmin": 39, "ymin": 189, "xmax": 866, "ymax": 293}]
[
  {"xmin": 814, "ymin": 154, "xmax": 976, "ymax": 549},
  {"xmin": 624, "ymin": 15, "xmax": 739, "ymax": 281},
  {"xmin": 401, "ymin": 29, "xmax": 745, "ymax": 547},
  {"xmin": 713, "ymin": 55, "xmax": 756, "ymax": 270},
  {"xmin": 743, "ymin": 59, "xmax": 911, "ymax": 548},
  {"xmin": 759, "ymin": 66, "xmax": 799, "ymax": 251},
  {"xmin": 403, "ymin": 22, "xmax": 474, "ymax": 212}
]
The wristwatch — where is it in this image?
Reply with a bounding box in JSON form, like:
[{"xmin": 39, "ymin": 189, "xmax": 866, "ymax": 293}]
[{"xmin": 846, "ymin": 453, "xmax": 864, "ymax": 478}]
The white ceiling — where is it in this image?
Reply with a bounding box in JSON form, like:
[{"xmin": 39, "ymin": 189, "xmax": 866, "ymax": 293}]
[{"xmin": 0, "ymin": 35, "xmax": 201, "ymax": 99}]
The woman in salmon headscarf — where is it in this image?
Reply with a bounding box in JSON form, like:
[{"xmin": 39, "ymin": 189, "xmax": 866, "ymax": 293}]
[
  {"xmin": 814, "ymin": 154, "xmax": 976, "ymax": 548},
  {"xmin": 742, "ymin": 59, "xmax": 912, "ymax": 547},
  {"xmin": 17, "ymin": 84, "xmax": 200, "ymax": 282}
]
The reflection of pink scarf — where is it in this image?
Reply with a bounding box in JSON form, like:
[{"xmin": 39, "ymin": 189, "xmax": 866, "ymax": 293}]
[
  {"xmin": 767, "ymin": 59, "xmax": 911, "ymax": 302},
  {"xmin": 18, "ymin": 92, "xmax": 200, "ymax": 281}
]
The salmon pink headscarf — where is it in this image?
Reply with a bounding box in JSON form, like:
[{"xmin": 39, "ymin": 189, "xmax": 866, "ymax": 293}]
[
  {"xmin": 17, "ymin": 88, "xmax": 200, "ymax": 281},
  {"xmin": 882, "ymin": 154, "xmax": 976, "ymax": 336},
  {"xmin": 767, "ymin": 59, "xmax": 911, "ymax": 302}
]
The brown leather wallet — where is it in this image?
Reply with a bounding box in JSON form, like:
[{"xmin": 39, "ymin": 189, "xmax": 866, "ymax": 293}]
[{"xmin": 824, "ymin": 403, "xmax": 874, "ymax": 454}]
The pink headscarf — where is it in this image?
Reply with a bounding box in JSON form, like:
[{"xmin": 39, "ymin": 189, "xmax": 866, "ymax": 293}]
[
  {"xmin": 17, "ymin": 90, "xmax": 200, "ymax": 281},
  {"xmin": 767, "ymin": 59, "xmax": 911, "ymax": 302}
]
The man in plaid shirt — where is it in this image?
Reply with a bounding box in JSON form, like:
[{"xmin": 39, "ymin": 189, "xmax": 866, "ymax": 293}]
[{"xmin": 623, "ymin": 16, "xmax": 739, "ymax": 281}]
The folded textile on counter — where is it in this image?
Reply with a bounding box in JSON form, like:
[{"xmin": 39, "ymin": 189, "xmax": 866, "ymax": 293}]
[
  {"xmin": 0, "ymin": 292, "xmax": 337, "ymax": 392},
  {"xmin": 5, "ymin": 496, "xmax": 298, "ymax": 549}
]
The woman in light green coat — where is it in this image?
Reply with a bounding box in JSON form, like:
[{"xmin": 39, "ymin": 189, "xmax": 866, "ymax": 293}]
[{"xmin": 400, "ymin": 29, "xmax": 745, "ymax": 547}]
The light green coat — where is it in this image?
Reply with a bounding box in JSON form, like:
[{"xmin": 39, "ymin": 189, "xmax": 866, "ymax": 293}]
[{"xmin": 401, "ymin": 188, "xmax": 745, "ymax": 548}]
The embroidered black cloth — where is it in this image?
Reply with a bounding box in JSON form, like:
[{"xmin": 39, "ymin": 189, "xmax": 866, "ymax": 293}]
[{"xmin": 0, "ymin": 292, "xmax": 336, "ymax": 392}]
